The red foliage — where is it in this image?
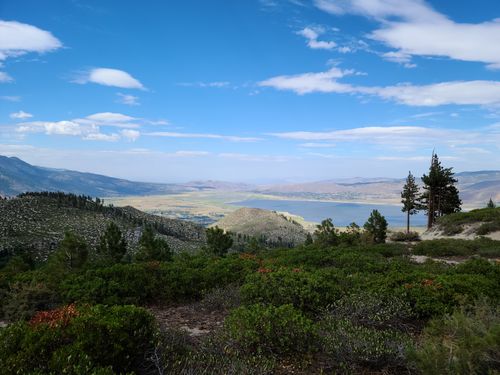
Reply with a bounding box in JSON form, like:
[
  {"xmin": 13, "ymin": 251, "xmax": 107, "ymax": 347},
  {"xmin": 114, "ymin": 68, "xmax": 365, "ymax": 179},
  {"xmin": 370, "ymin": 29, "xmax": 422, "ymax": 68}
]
[
  {"xmin": 257, "ymin": 267, "xmax": 272, "ymax": 274},
  {"xmin": 29, "ymin": 303, "xmax": 79, "ymax": 328}
]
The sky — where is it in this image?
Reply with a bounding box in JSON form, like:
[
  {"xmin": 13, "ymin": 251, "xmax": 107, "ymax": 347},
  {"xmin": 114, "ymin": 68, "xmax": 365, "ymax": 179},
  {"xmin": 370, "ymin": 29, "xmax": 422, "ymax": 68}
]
[{"xmin": 1, "ymin": 0, "xmax": 500, "ymax": 183}]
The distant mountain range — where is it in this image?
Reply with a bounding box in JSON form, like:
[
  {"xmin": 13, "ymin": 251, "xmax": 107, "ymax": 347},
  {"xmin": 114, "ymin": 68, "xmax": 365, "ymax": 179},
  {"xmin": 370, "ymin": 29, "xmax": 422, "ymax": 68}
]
[
  {"xmin": 0, "ymin": 156, "xmax": 256, "ymax": 197},
  {"xmin": 259, "ymin": 171, "xmax": 500, "ymax": 207},
  {"xmin": 1, "ymin": 155, "xmax": 499, "ymax": 206}
]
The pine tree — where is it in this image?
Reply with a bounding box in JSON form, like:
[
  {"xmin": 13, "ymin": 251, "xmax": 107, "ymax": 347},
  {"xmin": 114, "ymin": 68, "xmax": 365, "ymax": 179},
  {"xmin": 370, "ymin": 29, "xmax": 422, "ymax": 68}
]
[
  {"xmin": 401, "ymin": 171, "xmax": 420, "ymax": 233},
  {"xmin": 363, "ymin": 210, "xmax": 388, "ymax": 244},
  {"xmin": 206, "ymin": 226, "xmax": 233, "ymax": 257},
  {"xmin": 52, "ymin": 231, "xmax": 88, "ymax": 271},
  {"xmin": 421, "ymin": 153, "xmax": 461, "ymax": 229},
  {"xmin": 487, "ymin": 198, "xmax": 496, "ymax": 209},
  {"xmin": 314, "ymin": 218, "xmax": 339, "ymax": 247},
  {"xmin": 97, "ymin": 221, "xmax": 127, "ymax": 263},
  {"xmin": 136, "ymin": 225, "xmax": 172, "ymax": 261}
]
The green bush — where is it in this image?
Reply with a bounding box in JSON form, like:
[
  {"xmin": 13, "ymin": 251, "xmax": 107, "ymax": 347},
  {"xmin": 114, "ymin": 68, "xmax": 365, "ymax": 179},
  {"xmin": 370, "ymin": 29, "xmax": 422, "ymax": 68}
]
[
  {"xmin": 240, "ymin": 268, "xmax": 341, "ymax": 314},
  {"xmin": 155, "ymin": 328, "xmax": 276, "ymax": 374},
  {"xmin": 319, "ymin": 318, "xmax": 412, "ymax": 371},
  {"xmin": 318, "ymin": 292, "xmax": 414, "ymax": 371},
  {"xmin": 413, "ymin": 238, "xmax": 500, "ymax": 258},
  {"xmin": 437, "ymin": 207, "xmax": 500, "ymax": 235},
  {"xmin": 225, "ymin": 304, "xmax": 316, "ymax": 355},
  {"xmin": 2, "ymin": 280, "xmax": 58, "ymax": 321},
  {"xmin": 331, "ymin": 291, "xmax": 415, "ymax": 331},
  {"xmin": 401, "ymin": 272, "xmax": 498, "ymax": 319},
  {"xmin": 412, "ymin": 301, "xmax": 499, "ymax": 375},
  {"xmin": 389, "ymin": 231, "xmax": 421, "ymax": 242},
  {"xmin": 61, "ymin": 262, "xmax": 165, "ymax": 305},
  {"xmin": 0, "ymin": 304, "xmax": 156, "ymax": 375}
]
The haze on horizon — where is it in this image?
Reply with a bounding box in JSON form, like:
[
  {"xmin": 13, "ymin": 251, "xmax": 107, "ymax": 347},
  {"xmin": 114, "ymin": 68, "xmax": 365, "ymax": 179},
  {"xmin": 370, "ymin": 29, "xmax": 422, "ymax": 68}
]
[{"xmin": 1, "ymin": 0, "xmax": 500, "ymax": 184}]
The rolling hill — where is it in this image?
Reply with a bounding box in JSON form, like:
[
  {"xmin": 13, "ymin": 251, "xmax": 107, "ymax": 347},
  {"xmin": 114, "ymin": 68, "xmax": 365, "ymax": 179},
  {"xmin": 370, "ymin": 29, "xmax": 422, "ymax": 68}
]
[
  {"xmin": 0, "ymin": 192, "xmax": 206, "ymax": 265},
  {"xmin": 213, "ymin": 207, "xmax": 309, "ymax": 246}
]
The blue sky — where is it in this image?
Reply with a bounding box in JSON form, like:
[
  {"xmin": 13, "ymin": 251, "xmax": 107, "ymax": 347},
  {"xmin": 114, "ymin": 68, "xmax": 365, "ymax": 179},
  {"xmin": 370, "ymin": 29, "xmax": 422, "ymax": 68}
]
[{"xmin": 1, "ymin": 0, "xmax": 500, "ymax": 183}]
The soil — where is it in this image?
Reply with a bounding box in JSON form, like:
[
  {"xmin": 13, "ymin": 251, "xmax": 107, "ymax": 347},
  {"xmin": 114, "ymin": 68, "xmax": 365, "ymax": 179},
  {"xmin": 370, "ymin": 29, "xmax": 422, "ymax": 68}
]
[{"xmin": 148, "ymin": 303, "xmax": 228, "ymax": 338}]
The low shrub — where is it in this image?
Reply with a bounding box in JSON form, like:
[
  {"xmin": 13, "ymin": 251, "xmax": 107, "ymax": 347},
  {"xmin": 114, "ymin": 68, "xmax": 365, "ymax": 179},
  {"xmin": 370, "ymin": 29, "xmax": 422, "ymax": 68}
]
[
  {"xmin": 199, "ymin": 283, "xmax": 241, "ymax": 311},
  {"xmin": 317, "ymin": 290, "xmax": 414, "ymax": 372},
  {"xmin": 390, "ymin": 231, "xmax": 421, "ymax": 242},
  {"xmin": 413, "ymin": 238, "xmax": 500, "ymax": 258},
  {"xmin": 319, "ymin": 317, "xmax": 412, "ymax": 371},
  {"xmin": 0, "ymin": 304, "xmax": 156, "ymax": 374},
  {"xmin": 240, "ymin": 268, "xmax": 342, "ymax": 314},
  {"xmin": 412, "ymin": 301, "xmax": 500, "ymax": 375},
  {"xmin": 2, "ymin": 280, "xmax": 58, "ymax": 321},
  {"xmin": 225, "ymin": 303, "xmax": 317, "ymax": 355},
  {"xmin": 153, "ymin": 328, "xmax": 276, "ymax": 374},
  {"xmin": 401, "ymin": 272, "xmax": 498, "ymax": 319},
  {"xmin": 61, "ymin": 262, "xmax": 165, "ymax": 305},
  {"xmin": 330, "ymin": 291, "xmax": 415, "ymax": 331}
]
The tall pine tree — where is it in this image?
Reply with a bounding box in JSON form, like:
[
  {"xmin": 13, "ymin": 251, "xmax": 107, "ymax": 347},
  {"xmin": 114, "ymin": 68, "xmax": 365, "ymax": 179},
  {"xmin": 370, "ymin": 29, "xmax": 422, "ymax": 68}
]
[
  {"xmin": 401, "ymin": 171, "xmax": 420, "ymax": 233},
  {"xmin": 421, "ymin": 153, "xmax": 461, "ymax": 229}
]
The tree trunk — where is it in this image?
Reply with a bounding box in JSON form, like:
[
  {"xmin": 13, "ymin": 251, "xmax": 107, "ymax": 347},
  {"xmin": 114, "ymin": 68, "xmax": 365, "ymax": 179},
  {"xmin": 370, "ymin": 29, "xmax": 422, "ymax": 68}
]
[
  {"xmin": 407, "ymin": 211, "xmax": 410, "ymax": 233},
  {"xmin": 427, "ymin": 191, "xmax": 434, "ymax": 229}
]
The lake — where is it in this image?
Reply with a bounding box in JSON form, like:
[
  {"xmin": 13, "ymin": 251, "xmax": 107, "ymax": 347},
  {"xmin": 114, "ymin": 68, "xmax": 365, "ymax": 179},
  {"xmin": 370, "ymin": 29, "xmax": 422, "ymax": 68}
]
[{"xmin": 230, "ymin": 199, "xmax": 427, "ymax": 227}]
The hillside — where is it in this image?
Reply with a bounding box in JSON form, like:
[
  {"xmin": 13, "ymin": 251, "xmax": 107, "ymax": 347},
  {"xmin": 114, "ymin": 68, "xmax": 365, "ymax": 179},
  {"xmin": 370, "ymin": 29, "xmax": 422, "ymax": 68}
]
[
  {"xmin": 0, "ymin": 192, "xmax": 206, "ymax": 264},
  {"xmin": 422, "ymin": 207, "xmax": 500, "ymax": 240},
  {"xmin": 0, "ymin": 155, "xmax": 189, "ymax": 197},
  {"xmin": 212, "ymin": 207, "xmax": 309, "ymax": 246}
]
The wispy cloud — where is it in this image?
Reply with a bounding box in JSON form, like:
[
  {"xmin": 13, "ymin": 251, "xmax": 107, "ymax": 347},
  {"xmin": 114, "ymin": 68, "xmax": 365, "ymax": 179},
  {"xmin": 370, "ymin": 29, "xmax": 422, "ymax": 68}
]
[
  {"xmin": 297, "ymin": 27, "xmax": 336, "ymax": 50},
  {"xmin": 116, "ymin": 93, "xmax": 140, "ymax": 106},
  {"xmin": 73, "ymin": 68, "xmax": 145, "ymax": 89},
  {"xmin": 259, "ymin": 66, "xmax": 500, "ymax": 107},
  {"xmin": 269, "ymin": 125, "xmax": 500, "ymax": 152},
  {"xmin": 0, "ymin": 95, "xmax": 21, "ymax": 102},
  {"xmin": 178, "ymin": 81, "xmax": 231, "ymax": 88},
  {"xmin": 0, "ymin": 71, "xmax": 13, "ymax": 83},
  {"xmin": 218, "ymin": 153, "xmax": 295, "ymax": 162},
  {"xmin": 14, "ymin": 112, "xmax": 146, "ymax": 142},
  {"xmin": 314, "ymin": 0, "xmax": 500, "ymax": 69},
  {"xmin": 146, "ymin": 131, "xmax": 261, "ymax": 142},
  {"xmin": 10, "ymin": 110, "xmax": 33, "ymax": 120}
]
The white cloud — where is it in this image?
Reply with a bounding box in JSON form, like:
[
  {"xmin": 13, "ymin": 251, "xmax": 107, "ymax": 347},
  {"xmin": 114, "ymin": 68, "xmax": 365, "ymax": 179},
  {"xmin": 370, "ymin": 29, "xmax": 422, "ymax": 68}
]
[
  {"xmin": 178, "ymin": 81, "xmax": 230, "ymax": 88},
  {"xmin": 374, "ymin": 81, "xmax": 500, "ymax": 107},
  {"xmin": 174, "ymin": 150, "xmax": 211, "ymax": 157},
  {"xmin": 0, "ymin": 20, "xmax": 62, "ymax": 61},
  {"xmin": 120, "ymin": 129, "xmax": 140, "ymax": 141},
  {"xmin": 259, "ymin": 67, "xmax": 500, "ymax": 107},
  {"xmin": 9, "ymin": 110, "xmax": 33, "ymax": 120},
  {"xmin": 297, "ymin": 27, "xmax": 336, "ymax": 50},
  {"xmin": 314, "ymin": 0, "xmax": 500, "ymax": 69},
  {"xmin": 299, "ymin": 142, "xmax": 336, "ymax": 148},
  {"xmin": 271, "ymin": 126, "xmax": 445, "ymax": 142},
  {"xmin": 83, "ymin": 132, "xmax": 120, "ymax": 142},
  {"xmin": 75, "ymin": 68, "xmax": 145, "ymax": 89},
  {"xmin": 269, "ymin": 125, "xmax": 500, "ymax": 154},
  {"xmin": 86, "ymin": 112, "xmax": 136, "ymax": 123},
  {"xmin": 116, "ymin": 93, "xmax": 140, "ymax": 106},
  {"xmin": 218, "ymin": 153, "xmax": 294, "ymax": 162},
  {"xmin": 258, "ymin": 67, "xmax": 354, "ymax": 94},
  {"xmin": 78, "ymin": 112, "xmax": 139, "ymax": 128},
  {"xmin": 18, "ymin": 121, "xmax": 83, "ymax": 136},
  {"xmin": 146, "ymin": 131, "xmax": 261, "ymax": 142},
  {"xmin": 0, "ymin": 71, "xmax": 13, "ymax": 82}
]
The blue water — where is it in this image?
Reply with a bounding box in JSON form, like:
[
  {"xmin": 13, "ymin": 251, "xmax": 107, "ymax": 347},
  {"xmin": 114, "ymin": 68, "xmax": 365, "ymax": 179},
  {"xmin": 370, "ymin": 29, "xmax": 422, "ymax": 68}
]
[{"xmin": 230, "ymin": 199, "xmax": 427, "ymax": 227}]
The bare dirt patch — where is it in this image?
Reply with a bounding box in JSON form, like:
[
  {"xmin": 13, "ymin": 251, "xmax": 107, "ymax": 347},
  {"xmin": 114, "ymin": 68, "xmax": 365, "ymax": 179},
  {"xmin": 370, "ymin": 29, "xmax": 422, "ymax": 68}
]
[{"xmin": 148, "ymin": 303, "xmax": 228, "ymax": 338}]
